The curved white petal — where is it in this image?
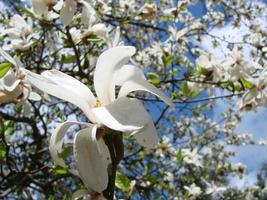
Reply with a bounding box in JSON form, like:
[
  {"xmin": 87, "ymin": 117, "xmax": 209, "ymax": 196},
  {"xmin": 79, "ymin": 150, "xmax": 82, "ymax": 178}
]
[
  {"xmin": 41, "ymin": 69, "xmax": 96, "ymax": 107},
  {"xmin": 32, "ymin": 0, "xmax": 48, "ymax": 15},
  {"xmin": 132, "ymin": 118, "xmax": 158, "ymax": 149},
  {"xmin": 91, "ymin": 23, "xmax": 108, "ymax": 38},
  {"xmin": 113, "ymin": 64, "xmax": 145, "ymax": 85},
  {"xmin": 74, "ymin": 125, "xmax": 109, "ymax": 193},
  {"xmin": 119, "ymin": 79, "xmax": 173, "ymax": 106},
  {"xmin": 113, "ymin": 27, "xmax": 121, "ymax": 47},
  {"xmin": 116, "ymin": 65, "xmax": 173, "ymax": 106},
  {"xmin": 28, "ymin": 91, "xmax": 41, "ymax": 101},
  {"xmin": 10, "ymin": 15, "xmax": 29, "ymax": 31},
  {"xmin": 60, "ymin": 0, "xmax": 77, "ymax": 26},
  {"xmin": 0, "ymin": 50, "xmax": 17, "ymax": 67},
  {"xmin": 80, "ymin": 0, "xmax": 98, "ymax": 25},
  {"xmin": 94, "ymin": 46, "xmax": 136, "ymax": 105},
  {"xmin": 92, "ymin": 97, "xmax": 149, "ymax": 132},
  {"xmin": 49, "ymin": 121, "xmax": 91, "ymax": 167},
  {"xmin": 24, "ymin": 69, "xmax": 97, "ymax": 121},
  {"xmin": 1, "ymin": 28, "xmax": 21, "ymax": 38},
  {"xmin": 2, "ymin": 71, "xmax": 20, "ymax": 92}
]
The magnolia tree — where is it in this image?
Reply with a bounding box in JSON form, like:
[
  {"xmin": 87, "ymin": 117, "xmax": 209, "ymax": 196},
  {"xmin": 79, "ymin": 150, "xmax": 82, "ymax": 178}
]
[{"xmin": 0, "ymin": 0, "xmax": 267, "ymax": 199}]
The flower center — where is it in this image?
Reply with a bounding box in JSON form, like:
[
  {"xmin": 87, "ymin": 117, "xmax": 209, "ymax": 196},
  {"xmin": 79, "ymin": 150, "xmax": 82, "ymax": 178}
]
[{"xmin": 95, "ymin": 99, "xmax": 101, "ymax": 108}]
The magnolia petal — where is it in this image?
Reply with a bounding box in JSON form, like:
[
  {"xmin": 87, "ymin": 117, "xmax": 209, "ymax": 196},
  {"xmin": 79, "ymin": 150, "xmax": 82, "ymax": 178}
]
[
  {"xmin": 91, "ymin": 23, "xmax": 108, "ymax": 38},
  {"xmin": 92, "ymin": 97, "xmax": 149, "ymax": 132},
  {"xmin": 80, "ymin": 0, "xmax": 98, "ymax": 25},
  {"xmin": 32, "ymin": 0, "xmax": 48, "ymax": 15},
  {"xmin": 113, "ymin": 64, "xmax": 145, "ymax": 86},
  {"xmin": 10, "ymin": 15, "xmax": 29, "ymax": 30},
  {"xmin": 132, "ymin": 118, "xmax": 158, "ymax": 149},
  {"xmin": 54, "ymin": 0, "xmax": 64, "ymax": 11},
  {"xmin": 2, "ymin": 71, "xmax": 20, "ymax": 92},
  {"xmin": 28, "ymin": 91, "xmax": 41, "ymax": 101},
  {"xmin": 1, "ymin": 28, "xmax": 21, "ymax": 38},
  {"xmin": 94, "ymin": 46, "xmax": 136, "ymax": 105},
  {"xmin": 119, "ymin": 79, "xmax": 173, "ymax": 106},
  {"xmin": 0, "ymin": 49, "xmax": 17, "ymax": 67},
  {"xmin": 113, "ymin": 27, "xmax": 121, "ymax": 47},
  {"xmin": 60, "ymin": 0, "xmax": 77, "ymax": 26},
  {"xmin": 49, "ymin": 121, "xmax": 91, "ymax": 167},
  {"xmin": 116, "ymin": 65, "xmax": 173, "ymax": 106},
  {"xmin": 41, "ymin": 69, "xmax": 96, "ymax": 107},
  {"xmin": 97, "ymin": 137, "xmax": 111, "ymax": 166},
  {"xmin": 24, "ymin": 69, "xmax": 97, "ymax": 122},
  {"xmin": 74, "ymin": 125, "xmax": 109, "ymax": 193},
  {"xmin": 106, "ymin": 26, "xmax": 121, "ymax": 48},
  {"xmin": 12, "ymin": 40, "xmax": 33, "ymax": 51}
]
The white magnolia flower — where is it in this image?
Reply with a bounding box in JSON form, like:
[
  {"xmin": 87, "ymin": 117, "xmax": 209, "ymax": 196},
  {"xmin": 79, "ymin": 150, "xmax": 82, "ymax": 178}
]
[
  {"xmin": 69, "ymin": 27, "xmax": 82, "ymax": 44},
  {"xmin": 184, "ymin": 183, "xmax": 202, "ymax": 196},
  {"xmin": 168, "ymin": 21, "xmax": 204, "ymax": 42},
  {"xmin": 25, "ymin": 46, "xmax": 172, "ymax": 193},
  {"xmin": 32, "ymin": 0, "xmax": 61, "ymax": 15},
  {"xmin": 60, "ymin": 0, "xmax": 97, "ymax": 26},
  {"xmin": 252, "ymin": 32, "xmax": 264, "ymax": 48},
  {"xmin": 182, "ymin": 148, "xmax": 202, "ymax": 167},
  {"xmin": 205, "ymin": 181, "xmax": 226, "ymax": 195},
  {"xmin": 232, "ymin": 162, "xmax": 247, "ymax": 176},
  {"xmin": 32, "ymin": 0, "xmax": 96, "ymax": 26},
  {"xmin": 1, "ymin": 15, "xmax": 34, "ymax": 51},
  {"xmin": 79, "ymin": 5, "xmax": 120, "ymax": 48},
  {"xmin": 196, "ymin": 53, "xmax": 224, "ymax": 82},
  {"xmin": 0, "ymin": 50, "xmax": 41, "ymax": 105},
  {"xmin": 239, "ymin": 69, "xmax": 267, "ymax": 111},
  {"xmin": 83, "ymin": 25, "xmax": 121, "ymax": 48},
  {"xmin": 137, "ymin": 3, "xmax": 157, "ymax": 20},
  {"xmin": 221, "ymin": 46, "xmax": 261, "ymax": 81}
]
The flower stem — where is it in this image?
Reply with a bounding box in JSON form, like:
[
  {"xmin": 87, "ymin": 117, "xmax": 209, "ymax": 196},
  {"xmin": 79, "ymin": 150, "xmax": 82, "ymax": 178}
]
[{"xmin": 103, "ymin": 132, "xmax": 123, "ymax": 200}]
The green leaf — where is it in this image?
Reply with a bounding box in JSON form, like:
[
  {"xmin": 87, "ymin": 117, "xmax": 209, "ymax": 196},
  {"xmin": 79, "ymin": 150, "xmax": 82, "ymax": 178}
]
[
  {"xmin": 181, "ymin": 81, "xmax": 190, "ymax": 97},
  {"xmin": 86, "ymin": 38, "xmax": 103, "ymax": 43},
  {"xmin": 48, "ymin": 195, "xmax": 55, "ymax": 200},
  {"xmin": 20, "ymin": 6, "xmax": 35, "ymax": 18},
  {"xmin": 147, "ymin": 72, "xmax": 160, "ymax": 86},
  {"xmin": 0, "ymin": 141, "xmax": 6, "ymax": 159},
  {"xmin": 147, "ymin": 72, "xmax": 160, "ymax": 79},
  {"xmin": 150, "ymin": 78, "xmax": 160, "ymax": 86},
  {"xmin": 240, "ymin": 77, "xmax": 255, "ymax": 89},
  {"xmin": 61, "ymin": 55, "xmax": 76, "ymax": 64},
  {"xmin": 58, "ymin": 146, "xmax": 72, "ymax": 160},
  {"xmin": 160, "ymin": 16, "xmax": 174, "ymax": 22},
  {"xmin": 5, "ymin": 127, "xmax": 14, "ymax": 136},
  {"xmin": 116, "ymin": 173, "xmax": 131, "ymax": 193},
  {"xmin": 176, "ymin": 151, "xmax": 184, "ymax": 165},
  {"xmin": 220, "ymin": 81, "xmax": 232, "ymax": 89},
  {"xmin": 177, "ymin": 59, "xmax": 186, "ymax": 66},
  {"xmin": 172, "ymin": 92, "xmax": 181, "ymax": 100},
  {"xmin": 162, "ymin": 54, "xmax": 173, "ymax": 66},
  {"xmin": 54, "ymin": 165, "xmax": 68, "ymax": 175},
  {"xmin": 0, "ymin": 62, "xmax": 12, "ymax": 78},
  {"xmin": 170, "ymin": 68, "xmax": 181, "ymax": 76},
  {"xmin": 196, "ymin": 66, "xmax": 210, "ymax": 76}
]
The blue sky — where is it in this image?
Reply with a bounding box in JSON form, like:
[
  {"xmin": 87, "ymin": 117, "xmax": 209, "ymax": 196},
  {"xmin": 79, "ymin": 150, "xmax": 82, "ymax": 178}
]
[{"xmin": 198, "ymin": 0, "xmax": 267, "ymax": 186}]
